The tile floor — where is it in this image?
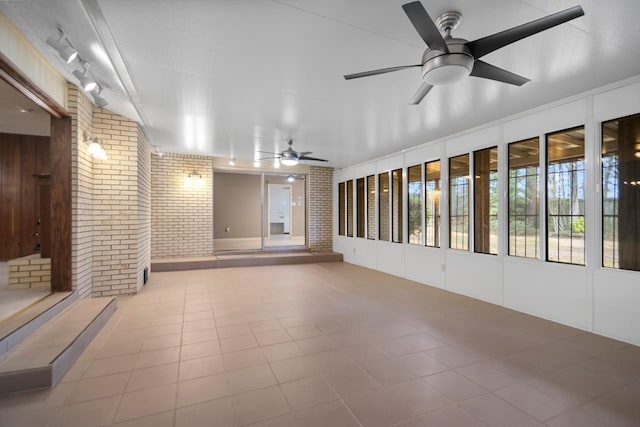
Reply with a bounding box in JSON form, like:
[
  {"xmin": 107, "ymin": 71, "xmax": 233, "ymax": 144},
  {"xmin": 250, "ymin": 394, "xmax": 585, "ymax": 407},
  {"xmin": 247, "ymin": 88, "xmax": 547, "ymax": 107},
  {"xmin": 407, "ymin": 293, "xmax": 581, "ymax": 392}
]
[{"xmin": 0, "ymin": 262, "xmax": 639, "ymax": 426}]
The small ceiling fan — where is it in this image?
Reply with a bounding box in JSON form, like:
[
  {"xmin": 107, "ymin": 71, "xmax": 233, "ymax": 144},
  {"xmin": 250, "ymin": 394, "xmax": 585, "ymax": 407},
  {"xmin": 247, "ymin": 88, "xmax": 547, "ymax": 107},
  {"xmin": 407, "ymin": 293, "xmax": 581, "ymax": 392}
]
[
  {"xmin": 259, "ymin": 139, "xmax": 328, "ymax": 166},
  {"xmin": 344, "ymin": 1, "xmax": 584, "ymax": 105}
]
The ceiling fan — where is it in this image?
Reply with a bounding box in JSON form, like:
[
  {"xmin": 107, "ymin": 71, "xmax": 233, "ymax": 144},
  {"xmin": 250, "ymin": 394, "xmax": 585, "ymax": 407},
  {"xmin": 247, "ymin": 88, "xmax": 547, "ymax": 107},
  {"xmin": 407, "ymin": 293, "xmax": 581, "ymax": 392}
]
[
  {"xmin": 259, "ymin": 139, "xmax": 328, "ymax": 166},
  {"xmin": 344, "ymin": 1, "xmax": 584, "ymax": 105}
]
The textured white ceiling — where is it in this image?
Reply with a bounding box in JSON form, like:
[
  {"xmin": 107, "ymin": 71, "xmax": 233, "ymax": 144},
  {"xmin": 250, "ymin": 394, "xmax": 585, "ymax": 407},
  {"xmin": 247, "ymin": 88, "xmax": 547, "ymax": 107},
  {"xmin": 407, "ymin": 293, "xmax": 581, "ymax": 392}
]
[
  {"xmin": 1, "ymin": 0, "xmax": 639, "ymax": 168},
  {"xmin": 0, "ymin": 77, "xmax": 50, "ymax": 136}
]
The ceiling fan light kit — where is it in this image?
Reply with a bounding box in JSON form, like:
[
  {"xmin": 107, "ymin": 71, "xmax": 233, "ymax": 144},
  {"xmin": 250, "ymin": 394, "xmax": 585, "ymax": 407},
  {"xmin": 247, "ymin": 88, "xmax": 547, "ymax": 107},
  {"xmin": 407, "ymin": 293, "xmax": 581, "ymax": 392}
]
[
  {"xmin": 258, "ymin": 139, "xmax": 329, "ymax": 165},
  {"xmin": 344, "ymin": 1, "xmax": 585, "ymax": 104}
]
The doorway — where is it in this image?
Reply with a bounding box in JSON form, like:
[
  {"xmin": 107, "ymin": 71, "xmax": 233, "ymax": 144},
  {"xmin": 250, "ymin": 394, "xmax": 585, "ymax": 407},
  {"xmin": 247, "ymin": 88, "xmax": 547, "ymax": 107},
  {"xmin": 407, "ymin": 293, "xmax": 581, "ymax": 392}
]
[{"xmin": 213, "ymin": 171, "xmax": 307, "ymax": 251}]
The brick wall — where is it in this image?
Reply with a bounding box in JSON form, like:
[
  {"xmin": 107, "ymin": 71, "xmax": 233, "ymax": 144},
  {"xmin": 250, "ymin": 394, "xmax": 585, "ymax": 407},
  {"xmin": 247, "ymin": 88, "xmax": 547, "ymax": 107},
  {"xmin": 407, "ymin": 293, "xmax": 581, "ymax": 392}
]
[
  {"xmin": 308, "ymin": 166, "xmax": 333, "ymax": 252},
  {"xmin": 151, "ymin": 154, "xmax": 213, "ymax": 258},
  {"xmin": 137, "ymin": 129, "xmax": 151, "ymax": 289},
  {"xmin": 69, "ymin": 84, "xmax": 94, "ymax": 299},
  {"xmin": 8, "ymin": 254, "xmax": 51, "ymax": 289}
]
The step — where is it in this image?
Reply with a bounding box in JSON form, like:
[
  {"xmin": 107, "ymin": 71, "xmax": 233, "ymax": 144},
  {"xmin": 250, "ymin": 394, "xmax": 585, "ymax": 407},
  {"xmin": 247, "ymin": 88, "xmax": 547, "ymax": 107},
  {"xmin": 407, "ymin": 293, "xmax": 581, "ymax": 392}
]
[
  {"xmin": 0, "ymin": 291, "xmax": 77, "ymax": 357},
  {"xmin": 152, "ymin": 251, "xmax": 343, "ymax": 272},
  {"xmin": 0, "ymin": 297, "xmax": 116, "ymax": 394}
]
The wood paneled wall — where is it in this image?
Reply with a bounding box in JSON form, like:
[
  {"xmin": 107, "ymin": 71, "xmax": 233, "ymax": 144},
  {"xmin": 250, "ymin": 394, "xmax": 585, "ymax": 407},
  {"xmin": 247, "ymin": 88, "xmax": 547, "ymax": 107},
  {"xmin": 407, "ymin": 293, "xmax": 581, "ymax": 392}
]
[{"xmin": 0, "ymin": 132, "xmax": 50, "ymax": 260}]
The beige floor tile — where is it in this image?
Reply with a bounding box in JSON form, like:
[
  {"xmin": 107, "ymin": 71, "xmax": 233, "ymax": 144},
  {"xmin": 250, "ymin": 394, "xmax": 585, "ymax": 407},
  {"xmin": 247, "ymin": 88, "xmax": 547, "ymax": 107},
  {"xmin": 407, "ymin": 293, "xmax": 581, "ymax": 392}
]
[
  {"xmin": 286, "ymin": 325, "xmax": 323, "ymax": 340},
  {"xmin": 179, "ymin": 354, "xmax": 225, "ymax": 381},
  {"xmin": 280, "ymin": 375, "xmax": 338, "ymax": 411},
  {"xmin": 222, "ymin": 334, "xmax": 259, "ymax": 353},
  {"xmin": 223, "ymin": 347, "xmax": 268, "ymax": 371},
  {"xmin": 135, "ymin": 346, "xmax": 181, "ymax": 369},
  {"xmin": 247, "ymin": 413, "xmax": 298, "ymax": 427},
  {"xmin": 387, "ymin": 379, "xmax": 452, "ymax": 415},
  {"xmin": 112, "ymin": 410, "xmax": 175, "ymax": 427},
  {"xmin": 181, "ymin": 339, "xmax": 221, "ymax": 360},
  {"xmin": 362, "ymin": 357, "xmax": 416, "ymax": 386},
  {"xmin": 344, "ymin": 389, "xmax": 413, "ymax": 427},
  {"xmin": 416, "ymin": 406, "xmax": 485, "ymax": 427},
  {"xmin": 182, "ymin": 327, "xmax": 218, "ymax": 345},
  {"xmin": 425, "ymin": 344, "xmax": 490, "ymax": 368},
  {"xmin": 51, "ymin": 395, "xmax": 120, "ymax": 427},
  {"xmin": 422, "ymin": 370, "xmax": 487, "ymax": 403},
  {"xmin": 145, "ymin": 322, "xmax": 183, "ymax": 338},
  {"xmin": 262, "ymin": 341, "xmax": 304, "ymax": 362},
  {"xmin": 232, "ymin": 385, "xmax": 291, "ymax": 426},
  {"xmin": 339, "ymin": 343, "xmax": 388, "ymax": 362},
  {"xmin": 150, "ymin": 314, "xmax": 183, "ymax": 326},
  {"xmin": 460, "ymin": 393, "xmax": 540, "ymax": 427},
  {"xmin": 114, "ymin": 383, "xmax": 177, "ymax": 423},
  {"xmin": 219, "ymin": 324, "xmax": 253, "ymax": 338},
  {"xmin": 250, "ymin": 320, "xmax": 283, "ymax": 334},
  {"xmin": 227, "ymin": 364, "xmax": 277, "ymax": 394},
  {"xmin": 395, "ymin": 352, "xmax": 450, "ymax": 377},
  {"xmin": 294, "ymin": 400, "xmax": 360, "ymax": 427},
  {"xmin": 182, "ymin": 318, "xmax": 217, "ymax": 332},
  {"xmin": 270, "ymin": 355, "xmax": 319, "ymax": 383},
  {"xmin": 323, "ymin": 366, "xmax": 381, "ymax": 398},
  {"xmin": 296, "ymin": 336, "xmax": 338, "ymax": 354},
  {"xmin": 256, "ymin": 329, "xmax": 293, "ymax": 346},
  {"xmin": 127, "ymin": 362, "xmax": 179, "ymax": 391},
  {"xmin": 65, "ymin": 371, "xmax": 129, "ymax": 404},
  {"xmin": 456, "ymin": 361, "xmax": 521, "ymax": 391},
  {"xmin": 82, "ymin": 353, "xmax": 137, "ymax": 379},
  {"xmin": 495, "ymin": 382, "xmax": 572, "ymax": 421},
  {"xmin": 306, "ymin": 349, "xmax": 355, "ymax": 373},
  {"xmin": 527, "ymin": 366, "xmax": 623, "ymax": 405},
  {"xmin": 545, "ymin": 408, "xmax": 610, "ymax": 427},
  {"xmin": 183, "ymin": 310, "xmax": 214, "ymax": 322},
  {"xmin": 579, "ymin": 382, "xmax": 640, "ymax": 427},
  {"xmin": 177, "ymin": 373, "xmax": 231, "ymax": 407},
  {"xmin": 141, "ymin": 333, "xmax": 182, "ymax": 351},
  {"xmin": 175, "ymin": 396, "xmax": 237, "ymax": 427}
]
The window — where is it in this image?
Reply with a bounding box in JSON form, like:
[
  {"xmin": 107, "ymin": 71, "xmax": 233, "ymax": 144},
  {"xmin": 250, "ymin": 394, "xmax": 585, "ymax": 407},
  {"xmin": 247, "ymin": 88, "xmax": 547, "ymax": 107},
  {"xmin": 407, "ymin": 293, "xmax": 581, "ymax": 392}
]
[
  {"xmin": 425, "ymin": 160, "xmax": 441, "ymax": 247},
  {"xmin": 474, "ymin": 146, "xmax": 498, "ymax": 254},
  {"xmin": 508, "ymin": 138, "xmax": 540, "ymax": 258},
  {"xmin": 408, "ymin": 165, "xmax": 422, "ymax": 244},
  {"xmin": 449, "ymin": 154, "xmax": 470, "ymax": 250},
  {"xmin": 367, "ymin": 175, "xmax": 376, "ymax": 239},
  {"xmin": 392, "ymin": 169, "xmax": 403, "ymax": 243},
  {"xmin": 356, "ymin": 177, "xmax": 365, "ymax": 238},
  {"xmin": 379, "ymin": 172, "xmax": 390, "ymax": 241},
  {"xmin": 547, "ymin": 126, "xmax": 585, "ymax": 265},
  {"xmin": 338, "ymin": 182, "xmax": 345, "ymax": 236},
  {"xmin": 346, "ymin": 180, "xmax": 354, "ymax": 237},
  {"xmin": 602, "ymin": 113, "xmax": 640, "ymax": 271}
]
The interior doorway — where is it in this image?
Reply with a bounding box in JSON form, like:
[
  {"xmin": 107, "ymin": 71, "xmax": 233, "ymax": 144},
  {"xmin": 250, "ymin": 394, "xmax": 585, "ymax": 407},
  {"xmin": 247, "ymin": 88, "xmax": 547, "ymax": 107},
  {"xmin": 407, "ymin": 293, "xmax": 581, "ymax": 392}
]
[{"xmin": 213, "ymin": 171, "xmax": 307, "ymax": 251}]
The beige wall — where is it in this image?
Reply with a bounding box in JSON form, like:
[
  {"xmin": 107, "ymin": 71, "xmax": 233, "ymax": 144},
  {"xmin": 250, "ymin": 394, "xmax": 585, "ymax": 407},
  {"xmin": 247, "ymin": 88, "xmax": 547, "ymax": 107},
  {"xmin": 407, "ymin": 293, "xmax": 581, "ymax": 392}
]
[
  {"xmin": 151, "ymin": 153, "xmax": 213, "ymax": 258},
  {"xmin": 213, "ymin": 172, "xmax": 262, "ymax": 239}
]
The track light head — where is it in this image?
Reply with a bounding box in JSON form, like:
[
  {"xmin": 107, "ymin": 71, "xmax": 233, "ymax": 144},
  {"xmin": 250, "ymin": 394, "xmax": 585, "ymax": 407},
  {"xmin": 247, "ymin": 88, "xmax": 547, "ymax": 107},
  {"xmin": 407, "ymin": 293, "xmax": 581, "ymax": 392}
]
[
  {"xmin": 72, "ymin": 69, "xmax": 98, "ymax": 92},
  {"xmin": 46, "ymin": 30, "xmax": 77, "ymax": 64}
]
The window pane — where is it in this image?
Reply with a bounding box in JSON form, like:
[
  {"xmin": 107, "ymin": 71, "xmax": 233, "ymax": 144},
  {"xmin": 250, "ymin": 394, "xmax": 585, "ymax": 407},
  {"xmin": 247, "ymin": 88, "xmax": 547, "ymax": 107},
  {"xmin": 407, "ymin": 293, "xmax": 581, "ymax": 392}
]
[
  {"xmin": 338, "ymin": 182, "xmax": 345, "ymax": 236},
  {"xmin": 425, "ymin": 160, "xmax": 441, "ymax": 247},
  {"xmin": 474, "ymin": 146, "xmax": 498, "ymax": 254},
  {"xmin": 379, "ymin": 172, "xmax": 390, "ymax": 241},
  {"xmin": 346, "ymin": 180, "xmax": 354, "ymax": 237},
  {"xmin": 449, "ymin": 154, "xmax": 469, "ymax": 250},
  {"xmin": 508, "ymin": 138, "xmax": 539, "ymax": 258},
  {"xmin": 367, "ymin": 175, "xmax": 376, "ymax": 239},
  {"xmin": 547, "ymin": 126, "xmax": 585, "ymax": 265},
  {"xmin": 356, "ymin": 177, "xmax": 365, "ymax": 238},
  {"xmin": 408, "ymin": 165, "xmax": 422, "ymax": 245},
  {"xmin": 392, "ymin": 169, "xmax": 403, "ymax": 243},
  {"xmin": 602, "ymin": 113, "xmax": 640, "ymax": 271}
]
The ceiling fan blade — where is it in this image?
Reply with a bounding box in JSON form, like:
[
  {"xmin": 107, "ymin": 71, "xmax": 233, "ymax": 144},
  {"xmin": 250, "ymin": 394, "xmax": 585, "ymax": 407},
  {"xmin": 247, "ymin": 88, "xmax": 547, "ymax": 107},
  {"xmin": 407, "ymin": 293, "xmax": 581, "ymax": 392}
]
[
  {"xmin": 344, "ymin": 65, "xmax": 420, "ymax": 80},
  {"xmin": 298, "ymin": 155, "xmax": 328, "ymax": 162},
  {"xmin": 402, "ymin": 1, "xmax": 449, "ymax": 53},
  {"xmin": 297, "ymin": 151, "xmax": 312, "ymax": 156},
  {"xmin": 470, "ymin": 60, "xmax": 530, "ymax": 86},
  {"xmin": 257, "ymin": 150, "xmax": 280, "ymax": 155},
  {"xmin": 466, "ymin": 5, "xmax": 584, "ymax": 59},
  {"xmin": 258, "ymin": 156, "xmax": 282, "ymax": 160},
  {"xmin": 409, "ymin": 82, "xmax": 434, "ymax": 105}
]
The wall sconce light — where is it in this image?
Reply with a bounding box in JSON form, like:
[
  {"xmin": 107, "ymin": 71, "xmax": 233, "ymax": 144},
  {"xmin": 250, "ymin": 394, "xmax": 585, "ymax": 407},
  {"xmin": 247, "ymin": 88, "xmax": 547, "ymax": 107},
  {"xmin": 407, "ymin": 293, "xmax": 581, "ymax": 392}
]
[
  {"xmin": 229, "ymin": 158, "xmax": 236, "ymax": 166},
  {"xmin": 186, "ymin": 170, "xmax": 203, "ymax": 188},
  {"xmin": 287, "ymin": 175, "xmax": 295, "ymax": 183},
  {"xmin": 83, "ymin": 132, "xmax": 108, "ymax": 160},
  {"xmin": 46, "ymin": 28, "xmax": 78, "ymax": 64}
]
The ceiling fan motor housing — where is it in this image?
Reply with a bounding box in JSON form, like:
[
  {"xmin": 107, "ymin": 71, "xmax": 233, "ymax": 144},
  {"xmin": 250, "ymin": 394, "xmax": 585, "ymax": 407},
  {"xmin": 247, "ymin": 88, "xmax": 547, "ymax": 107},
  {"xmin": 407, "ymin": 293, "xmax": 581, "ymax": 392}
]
[{"xmin": 421, "ymin": 39, "xmax": 474, "ymax": 85}]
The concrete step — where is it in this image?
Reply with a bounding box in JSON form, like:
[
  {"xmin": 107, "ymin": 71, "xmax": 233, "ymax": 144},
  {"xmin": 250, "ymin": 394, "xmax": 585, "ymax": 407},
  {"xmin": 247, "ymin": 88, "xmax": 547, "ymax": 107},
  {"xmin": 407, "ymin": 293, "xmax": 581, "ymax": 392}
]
[
  {"xmin": 152, "ymin": 251, "xmax": 343, "ymax": 272},
  {"xmin": 0, "ymin": 297, "xmax": 116, "ymax": 394},
  {"xmin": 0, "ymin": 291, "xmax": 76, "ymax": 357}
]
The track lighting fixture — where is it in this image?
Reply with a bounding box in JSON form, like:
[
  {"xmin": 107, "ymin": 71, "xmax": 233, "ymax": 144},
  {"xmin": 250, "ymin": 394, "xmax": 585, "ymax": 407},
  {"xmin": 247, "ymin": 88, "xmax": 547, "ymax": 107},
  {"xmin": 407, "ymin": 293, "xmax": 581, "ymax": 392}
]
[
  {"xmin": 46, "ymin": 28, "xmax": 78, "ymax": 64},
  {"xmin": 73, "ymin": 62, "xmax": 98, "ymax": 92},
  {"xmin": 47, "ymin": 26, "xmax": 108, "ymax": 108}
]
